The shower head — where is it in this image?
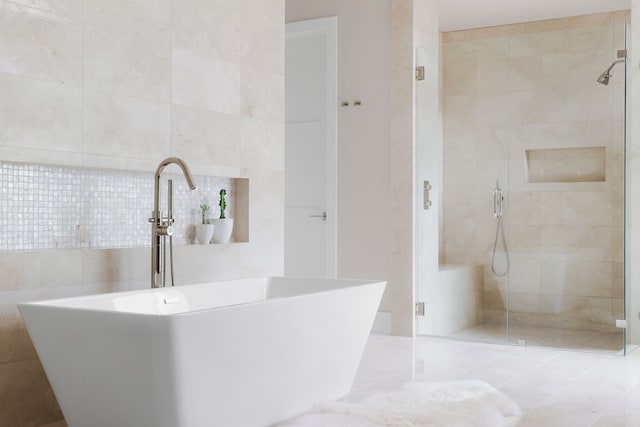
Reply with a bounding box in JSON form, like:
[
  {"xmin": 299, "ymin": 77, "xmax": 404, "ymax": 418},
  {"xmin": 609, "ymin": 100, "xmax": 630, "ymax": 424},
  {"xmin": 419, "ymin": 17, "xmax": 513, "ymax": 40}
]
[
  {"xmin": 596, "ymin": 59, "xmax": 625, "ymax": 85},
  {"xmin": 596, "ymin": 71, "xmax": 611, "ymax": 85}
]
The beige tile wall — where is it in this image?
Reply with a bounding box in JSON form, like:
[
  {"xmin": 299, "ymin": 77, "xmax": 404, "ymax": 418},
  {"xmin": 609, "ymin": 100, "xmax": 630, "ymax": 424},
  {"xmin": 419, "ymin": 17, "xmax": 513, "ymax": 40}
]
[
  {"xmin": 390, "ymin": 0, "xmax": 415, "ymax": 336},
  {"xmin": 441, "ymin": 12, "xmax": 627, "ymax": 334},
  {"xmin": 0, "ymin": 0, "xmax": 285, "ymax": 425},
  {"xmin": 378, "ymin": 0, "xmax": 443, "ymax": 337}
]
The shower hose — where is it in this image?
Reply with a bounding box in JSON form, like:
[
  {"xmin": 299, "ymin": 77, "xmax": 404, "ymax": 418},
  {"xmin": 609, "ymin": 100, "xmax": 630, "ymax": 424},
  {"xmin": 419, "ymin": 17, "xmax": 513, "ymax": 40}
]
[{"xmin": 491, "ymin": 215, "xmax": 509, "ymax": 277}]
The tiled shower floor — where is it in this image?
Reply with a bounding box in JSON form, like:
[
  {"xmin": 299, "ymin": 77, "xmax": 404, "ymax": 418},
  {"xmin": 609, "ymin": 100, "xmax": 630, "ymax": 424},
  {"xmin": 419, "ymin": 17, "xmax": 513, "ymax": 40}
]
[{"xmin": 450, "ymin": 322, "xmax": 626, "ymax": 354}]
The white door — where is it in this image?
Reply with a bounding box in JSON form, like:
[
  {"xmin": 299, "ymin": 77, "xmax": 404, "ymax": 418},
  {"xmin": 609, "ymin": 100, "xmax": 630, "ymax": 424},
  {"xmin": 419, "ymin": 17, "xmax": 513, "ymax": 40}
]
[{"xmin": 285, "ymin": 17, "xmax": 337, "ymax": 278}]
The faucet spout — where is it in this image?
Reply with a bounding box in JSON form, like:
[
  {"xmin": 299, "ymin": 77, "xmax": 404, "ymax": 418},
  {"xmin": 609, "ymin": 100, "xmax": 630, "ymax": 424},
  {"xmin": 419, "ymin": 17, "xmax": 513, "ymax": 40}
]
[
  {"xmin": 150, "ymin": 157, "xmax": 197, "ymax": 288},
  {"xmin": 153, "ymin": 157, "xmax": 196, "ymax": 217}
]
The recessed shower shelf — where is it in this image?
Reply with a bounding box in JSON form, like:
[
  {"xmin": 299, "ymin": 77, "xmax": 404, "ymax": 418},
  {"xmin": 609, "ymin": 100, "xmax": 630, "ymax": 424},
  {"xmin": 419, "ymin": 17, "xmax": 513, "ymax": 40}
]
[{"xmin": 525, "ymin": 146, "xmax": 606, "ymax": 184}]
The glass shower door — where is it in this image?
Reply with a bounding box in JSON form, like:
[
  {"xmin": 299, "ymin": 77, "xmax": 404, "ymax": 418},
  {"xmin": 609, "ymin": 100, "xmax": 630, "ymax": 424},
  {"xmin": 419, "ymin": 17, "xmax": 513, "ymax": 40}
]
[
  {"xmin": 415, "ymin": 46, "xmax": 447, "ymax": 338},
  {"xmin": 504, "ymin": 22, "xmax": 627, "ymax": 354}
]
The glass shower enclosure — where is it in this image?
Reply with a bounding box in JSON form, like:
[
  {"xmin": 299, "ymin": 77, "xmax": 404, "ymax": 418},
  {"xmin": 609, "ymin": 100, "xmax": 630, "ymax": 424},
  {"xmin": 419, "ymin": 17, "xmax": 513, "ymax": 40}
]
[{"xmin": 416, "ymin": 19, "xmax": 629, "ymax": 354}]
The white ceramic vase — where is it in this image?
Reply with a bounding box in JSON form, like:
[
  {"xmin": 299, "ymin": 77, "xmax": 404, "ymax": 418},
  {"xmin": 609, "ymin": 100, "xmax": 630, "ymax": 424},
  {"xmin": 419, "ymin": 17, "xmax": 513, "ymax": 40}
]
[
  {"xmin": 212, "ymin": 218, "xmax": 233, "ymax": 244},
  {"xmin": 194, "ymin": 224, "xmax": 214, "ymax": 244}
]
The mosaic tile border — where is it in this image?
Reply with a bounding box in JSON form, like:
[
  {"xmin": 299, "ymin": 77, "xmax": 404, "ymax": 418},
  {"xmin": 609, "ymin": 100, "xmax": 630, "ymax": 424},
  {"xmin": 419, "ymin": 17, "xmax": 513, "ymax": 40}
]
[{"xmin": 0, "ymin": 162, "xmax": 234, "ymax": 252}]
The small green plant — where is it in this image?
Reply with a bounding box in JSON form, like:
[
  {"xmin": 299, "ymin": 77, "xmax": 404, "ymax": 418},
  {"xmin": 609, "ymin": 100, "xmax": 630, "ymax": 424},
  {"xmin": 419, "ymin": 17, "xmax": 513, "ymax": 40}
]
[
  {"xmin": 199, "ymin": 203, "xmax": 210, "ymax": 224},
  {"xmin": 219, "ymin": 189, "xmax": 227, "ymax": 219}
]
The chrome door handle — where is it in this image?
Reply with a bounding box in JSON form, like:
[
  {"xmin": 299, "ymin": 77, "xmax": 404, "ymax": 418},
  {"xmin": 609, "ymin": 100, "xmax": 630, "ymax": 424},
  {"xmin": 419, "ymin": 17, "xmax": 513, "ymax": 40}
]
[{"xmin": 309, "ymin": 212, "xmax": 327, "ymax": 221}]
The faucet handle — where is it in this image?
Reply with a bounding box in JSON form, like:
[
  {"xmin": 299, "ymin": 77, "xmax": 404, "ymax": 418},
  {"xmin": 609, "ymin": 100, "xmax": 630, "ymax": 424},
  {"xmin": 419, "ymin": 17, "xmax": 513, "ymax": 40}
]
[
  {"xmin": 149, "ymin": 210, "xmax": 162, "ymax": 223},
  {"xmin": 157, "ymin": 225, "xmax": 174, "ymax": 236}
]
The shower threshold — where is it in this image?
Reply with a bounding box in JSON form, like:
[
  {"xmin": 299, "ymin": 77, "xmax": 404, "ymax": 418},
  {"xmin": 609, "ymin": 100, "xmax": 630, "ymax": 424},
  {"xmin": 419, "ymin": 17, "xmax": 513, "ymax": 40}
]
[{"xmin": 450, "ymin": 322, "xmax": 625, "ymax": 355}]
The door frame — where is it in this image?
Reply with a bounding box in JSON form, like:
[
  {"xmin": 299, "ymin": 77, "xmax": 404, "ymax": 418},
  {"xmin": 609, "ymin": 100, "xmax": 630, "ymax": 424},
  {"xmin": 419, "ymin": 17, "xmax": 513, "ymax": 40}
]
[{"xmin": 285, "ymin": 16, "xmax": 338, "ymax": 277}]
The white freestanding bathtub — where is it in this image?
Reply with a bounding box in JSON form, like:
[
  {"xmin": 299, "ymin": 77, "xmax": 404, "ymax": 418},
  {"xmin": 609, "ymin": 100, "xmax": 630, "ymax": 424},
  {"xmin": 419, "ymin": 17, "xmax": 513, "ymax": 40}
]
[{"xmin": 19, "ymin": 277, "xmax": 386, "ymax": 427}]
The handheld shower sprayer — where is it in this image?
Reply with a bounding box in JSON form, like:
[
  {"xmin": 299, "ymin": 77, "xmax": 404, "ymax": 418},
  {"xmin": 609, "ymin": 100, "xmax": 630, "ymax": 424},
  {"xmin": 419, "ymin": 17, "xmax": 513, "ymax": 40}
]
[
  {"xmin": 491, "ymin": 180, "xmax": 509, "ymax": 277},
  {"xmin": 493, "ymin": 180, "xmax": 503, "ymax": 218}
]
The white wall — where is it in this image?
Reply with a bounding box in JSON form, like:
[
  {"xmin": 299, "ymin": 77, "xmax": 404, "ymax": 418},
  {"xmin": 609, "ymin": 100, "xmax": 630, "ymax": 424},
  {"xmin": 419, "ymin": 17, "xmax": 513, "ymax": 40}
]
[{"xmin": 286, "ymin": 0, "xmax": 392, "ymax": 312}]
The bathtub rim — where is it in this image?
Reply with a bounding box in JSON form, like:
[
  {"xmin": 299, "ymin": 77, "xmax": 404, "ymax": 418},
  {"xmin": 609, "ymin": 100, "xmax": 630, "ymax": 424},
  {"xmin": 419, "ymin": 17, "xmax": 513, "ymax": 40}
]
[{"xmin": 18, "ymin": 276, "xmax": 387, "ymax": 318}]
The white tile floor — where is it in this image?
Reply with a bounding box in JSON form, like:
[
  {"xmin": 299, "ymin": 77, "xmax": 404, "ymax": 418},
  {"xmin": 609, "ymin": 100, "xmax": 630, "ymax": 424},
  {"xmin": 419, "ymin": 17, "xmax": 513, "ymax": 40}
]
[
  {"xmin": 41, "ymin": 334, "xmax": 640, "ymax": 427},
  {"xmin": 345, "ymin": 334, "xmax": 640, "ymax": 426}
]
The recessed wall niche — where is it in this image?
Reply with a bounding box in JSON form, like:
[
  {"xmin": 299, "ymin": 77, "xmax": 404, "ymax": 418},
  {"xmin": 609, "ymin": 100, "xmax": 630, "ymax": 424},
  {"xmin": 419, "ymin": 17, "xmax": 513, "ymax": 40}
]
[
  {"xmin": 525, "ymin": 147, "xmax": 606, "ymax": 184},
  {"xmin": 0, "ymin": 161, "xmax": 249, "ymax": 252}
]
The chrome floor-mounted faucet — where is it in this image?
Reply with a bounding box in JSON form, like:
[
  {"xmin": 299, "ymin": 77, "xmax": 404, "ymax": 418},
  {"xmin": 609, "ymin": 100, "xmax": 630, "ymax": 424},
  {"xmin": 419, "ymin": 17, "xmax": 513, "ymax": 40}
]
[{"xmin": 149, "ymin": 157, "xmax": 196, "ymax": 288}]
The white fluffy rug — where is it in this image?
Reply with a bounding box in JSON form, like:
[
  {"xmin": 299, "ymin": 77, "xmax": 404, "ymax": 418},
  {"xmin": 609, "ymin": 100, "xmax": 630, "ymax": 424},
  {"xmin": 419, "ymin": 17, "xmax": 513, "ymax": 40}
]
[{"xmin": 279, "ymin": 380, "xmax": 521, "ymax": 427}]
